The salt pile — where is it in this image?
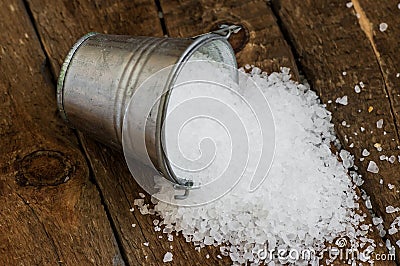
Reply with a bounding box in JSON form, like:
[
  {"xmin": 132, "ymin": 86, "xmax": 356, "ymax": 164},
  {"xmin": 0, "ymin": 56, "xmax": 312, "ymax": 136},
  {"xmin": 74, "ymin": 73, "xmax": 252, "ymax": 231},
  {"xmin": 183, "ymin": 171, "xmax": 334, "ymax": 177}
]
[{"xmin": 134, "ymin": 63, "xmax": 374, "ymax": 264}]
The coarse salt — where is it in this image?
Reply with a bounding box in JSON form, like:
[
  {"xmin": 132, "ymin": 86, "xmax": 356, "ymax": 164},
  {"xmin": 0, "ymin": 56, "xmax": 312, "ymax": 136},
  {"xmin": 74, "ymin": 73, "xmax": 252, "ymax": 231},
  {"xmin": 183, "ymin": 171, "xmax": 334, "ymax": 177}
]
[
  {"xmin": 354, "ymin": 85, "xmax": 361, "ymax": 93},
  {"xmin": 379, "ymin": 23, "xmax": 388, "ymax": 32},
  {"xmin": 367, "ymin": 161, "xmax": 379, "ymax": 173},
  {"xmin": 336, "ymin": 95, "xmax": 348, "ymax": 105},
  {"xmin": 362, "ymin": 149, "xmax": 370, "ymax": 157},
  {"xmin": 376, "ymin": 119, "xmax": 383, "ymax": 129},
  {"xmin": 163, "ymin": 252, "xmax": 173, "ymax": 262},
  {"xmin": 135, "ymin": 65, "xmax": 374, "ymax": 264}
]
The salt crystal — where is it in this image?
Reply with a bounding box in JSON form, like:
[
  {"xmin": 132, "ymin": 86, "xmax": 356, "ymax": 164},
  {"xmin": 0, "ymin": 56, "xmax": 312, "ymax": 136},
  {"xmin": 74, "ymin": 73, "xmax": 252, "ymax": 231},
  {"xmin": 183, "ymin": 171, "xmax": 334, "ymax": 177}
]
[
  {"xmin": 388, "ymin": 227, "xmax": 398, "ymax": 235},
  {"xmin": 354, "ymin": 85, "xmax": 361, "ymax": 93},
  {"xmin": 372, "ymin": 217, "xmax": 383, "ymax": 225},
  {"xmin": 143, "ymin": 242, "xmax": 149, "ymax": 246},
  {"xmin": 131, "ymin": 223, "xmax": 136, "ymax": 228},
  {"xmin": 388, "ymin": 184, "xmax": 395, "ymax": 190},
  {"xmin": 389, "ymin": 155, "xmax": 396, "ymax": 164},
  {"xmin": 133, "ymin": 199, "xmax": 144, "ymax": 206},
  {"xmin": 397, "ymin": 240, "xmax": 400, "ymax": 248},
  {"xmin": 379, "ymin": 179, "xmax": 383, "ymax": 184},
  {"xmin": 367, "ymin": 161, "xmax": 379, "ymax": 173},
  {"xmin": 365, "ymin": 199, "xmax": 372, "ymax": 209},
  {"xmin": 206, "ymin": 254, "xmax": 210, "ymax": 259},
  {"xmin": 217, "ymin": 255, "xmax": 222, "ymax": 259},
  {"xmin": 346, "ymin": 2, "xmax": 353, "ymax": 8},
  {"xmin": 379, "ymin": 23, "xmax": 388, "ymax": 32},
  {"xmin": 359, "ymin": 81, "xmax": 365, "ymax": 88},
  {"xmin": 360, "ymin": 127, "xmax": 365, "ymax": 132},
  {"xmin": 386, "ymin": 206, "xmax": 399, "ymax": 213},
  {"xmin": 379, "ymin": 155, "xmax": 387, "ymax": 161},
  {"xmin": 129, "ymin": 207, "xmax": 134, "ymax": 212},
  {"xmin": 340, "ymin": 150, "xmax": 354, "ymax": 168},
  {"xmin": 376, "ymin": 119, "xmax": 384, "ymax": 129},
  {"xmin": 168, "ymin": 234, "xmax": 173, "ymax": 241},
  {"xmin": 336, "ymin": 95, "xmax": 348, "ymax": 105},
  {"xmin": 139, "ymin": 192, "xmax": 146, "ymax": 198},
  {"xmin": 397, "ymin": 73, "xmax": 400, "ymax": 78},
  {"xmin": 163, "ymin": 252, "xmax": 173, "ymax": 262},
  {"xmin": 362, "ymin": 149, "xmax": 370, "ymax": 156},
  {"xmin": 342, "ymin": 71, "xmax": 347, "ymax": 76}
]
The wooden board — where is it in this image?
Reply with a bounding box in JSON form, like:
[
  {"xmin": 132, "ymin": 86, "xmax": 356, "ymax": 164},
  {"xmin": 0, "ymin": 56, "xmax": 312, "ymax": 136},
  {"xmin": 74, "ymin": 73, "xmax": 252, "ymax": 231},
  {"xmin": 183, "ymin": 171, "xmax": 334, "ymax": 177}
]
[
  {"xmin": 0, "ymin": 0, "xmax": 123, "ymax": 265},
  {"xmin": 272, "ymin": 0, "xmax": 399, "ymax": 263},
  {"xmin": 352, "ymin": 0, "xmax": 400, "ymax": 255},
  {"xmin": 4, "ymin": 0, "xmax": 396, "ymax": 264}
]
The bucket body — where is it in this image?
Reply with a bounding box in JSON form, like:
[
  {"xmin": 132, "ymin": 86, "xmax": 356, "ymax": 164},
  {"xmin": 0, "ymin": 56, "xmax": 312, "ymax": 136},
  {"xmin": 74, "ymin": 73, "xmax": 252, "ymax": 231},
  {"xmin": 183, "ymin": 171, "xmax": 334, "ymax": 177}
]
[{"xmin": 57, "ymin": 31, "xmax": 237, "ymax": 184}]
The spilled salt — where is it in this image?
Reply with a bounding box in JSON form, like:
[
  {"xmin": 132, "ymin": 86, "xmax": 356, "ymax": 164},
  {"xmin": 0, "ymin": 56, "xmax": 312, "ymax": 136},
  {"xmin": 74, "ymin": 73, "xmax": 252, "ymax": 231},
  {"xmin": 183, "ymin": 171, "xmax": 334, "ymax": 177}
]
[
  {"xmin": 133, "ymin": 65, "xmax": 375, "ymax": 264},
  {"xmin": 379, "ymin": 23, "xmax": 388, "ymax": 32}
]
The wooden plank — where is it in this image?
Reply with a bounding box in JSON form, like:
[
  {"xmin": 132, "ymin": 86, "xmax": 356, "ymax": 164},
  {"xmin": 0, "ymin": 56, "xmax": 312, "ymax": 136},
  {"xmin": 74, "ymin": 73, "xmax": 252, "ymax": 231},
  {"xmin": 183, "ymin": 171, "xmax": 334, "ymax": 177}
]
[
  {"xmin": 351, "ymin": 0, "xmax": 400, "ymax": 255},
  {"xmin": 160, "ymin": 0, "xmax": 299, "ymax": 80},
  {"xmin": 0, "ymin": 0, "xmax": 123, "ymax": 265},
  {"xmin": 25, "ymin": 0, "xmax": 224, "ymax": 265},
  {"xmin": 271, "ymin": 0, "xmax": 399, "ymax": 263}
]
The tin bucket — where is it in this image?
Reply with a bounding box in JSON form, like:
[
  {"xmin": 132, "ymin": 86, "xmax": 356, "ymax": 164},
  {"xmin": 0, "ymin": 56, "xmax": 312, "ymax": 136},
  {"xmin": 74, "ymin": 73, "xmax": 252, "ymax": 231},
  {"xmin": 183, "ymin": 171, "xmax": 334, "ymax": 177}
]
[{"xmin": 57, "ymin": 26, "xmax": 240, "ymax": 190}]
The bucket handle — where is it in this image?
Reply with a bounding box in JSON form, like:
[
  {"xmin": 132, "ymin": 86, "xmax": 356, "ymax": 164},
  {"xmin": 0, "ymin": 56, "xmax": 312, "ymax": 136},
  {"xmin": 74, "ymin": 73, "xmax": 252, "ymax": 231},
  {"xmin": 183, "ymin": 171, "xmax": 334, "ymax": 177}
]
[
  {"xmin": 192, "ymin": 24, "xmax": 242, "ymax": 40},
  {"xmin": 170, "ymin": 24, "xmax": 242, "ymax": 201}
]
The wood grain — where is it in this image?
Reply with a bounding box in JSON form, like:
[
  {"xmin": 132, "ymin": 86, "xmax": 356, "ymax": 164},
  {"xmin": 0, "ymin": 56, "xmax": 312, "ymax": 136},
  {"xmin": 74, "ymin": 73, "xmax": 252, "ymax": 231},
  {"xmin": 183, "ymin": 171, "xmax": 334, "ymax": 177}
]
[
  {"xmin": 272, "ymin": 0, "xmax": 399, "ymax": 263},
  {"xmin": 0, "ymin": 0, "xmax": 123, "ymax": 265},
  {"xmin": 23, "ymin": 0, "xmax": 396, "ymax": 264},
  {"xmin": 353, "ymin": 0, "xmax": 400, "ymax": 259}
]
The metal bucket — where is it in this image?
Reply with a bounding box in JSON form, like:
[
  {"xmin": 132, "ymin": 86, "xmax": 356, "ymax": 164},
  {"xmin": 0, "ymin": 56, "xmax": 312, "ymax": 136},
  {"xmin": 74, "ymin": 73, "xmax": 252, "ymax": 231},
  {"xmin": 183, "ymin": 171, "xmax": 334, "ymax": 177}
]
[{"xmin": 57, "ymin": 26, "xmax": 240, "ymax": 188}]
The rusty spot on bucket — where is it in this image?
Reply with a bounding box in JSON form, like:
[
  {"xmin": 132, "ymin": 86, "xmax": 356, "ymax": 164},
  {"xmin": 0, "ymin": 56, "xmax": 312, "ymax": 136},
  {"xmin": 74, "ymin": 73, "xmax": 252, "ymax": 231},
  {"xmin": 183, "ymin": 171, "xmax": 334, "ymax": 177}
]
[
  {"xmin": 16, "ymin": 150, "xmax": 74, "ymax": 186},
  {"xmin": 209, "ymin": 22, "xmax": 250, "ymax": 53}
]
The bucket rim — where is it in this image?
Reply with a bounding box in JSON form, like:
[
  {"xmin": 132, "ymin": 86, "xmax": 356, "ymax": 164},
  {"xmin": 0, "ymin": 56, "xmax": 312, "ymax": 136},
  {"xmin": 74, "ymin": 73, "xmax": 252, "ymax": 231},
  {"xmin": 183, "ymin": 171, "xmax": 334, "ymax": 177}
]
[
  {"xmin": 156, "ymin": 33, "xmax": 237, "ymax": 187},
  {"xmin": 56, "ymin": 32, "xmax": 99, "ymax": 124}
]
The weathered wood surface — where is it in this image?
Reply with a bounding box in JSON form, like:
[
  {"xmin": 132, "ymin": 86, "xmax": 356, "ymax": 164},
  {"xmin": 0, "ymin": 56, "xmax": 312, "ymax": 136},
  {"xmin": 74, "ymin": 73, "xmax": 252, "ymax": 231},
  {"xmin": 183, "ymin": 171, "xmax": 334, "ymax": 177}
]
[
  {"xmin": 352, "ymin": 0, "xmax": 400, "ymax": 257},
  {"xmin": 1, "ymin": 0, "xmax": 398, "ymax": 265},
  {"xmin": 272, "ymin": 0, "xmax": 400, "ymax": 263},
  {"xmin": 0, "ymin": 0, "xmax": 124, "ymax": 265}
]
